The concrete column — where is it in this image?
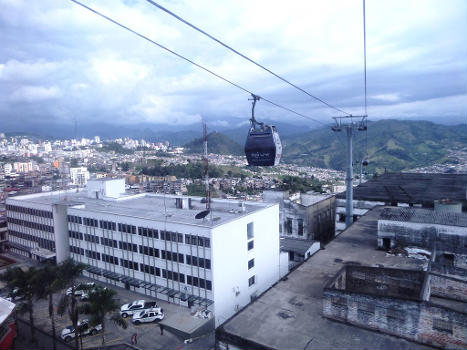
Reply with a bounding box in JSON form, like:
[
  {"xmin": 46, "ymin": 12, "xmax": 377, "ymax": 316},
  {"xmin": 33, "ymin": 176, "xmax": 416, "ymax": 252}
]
[{"xmin": 52, "ymin": 204, "xmax": 70, "ymax": 263}]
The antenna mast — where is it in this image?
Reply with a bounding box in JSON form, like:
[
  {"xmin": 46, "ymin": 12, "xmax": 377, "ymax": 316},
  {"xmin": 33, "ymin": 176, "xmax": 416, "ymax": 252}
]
[{"xmin": 203, "ymin": 123, "xmax": 211, "ymax": 210}]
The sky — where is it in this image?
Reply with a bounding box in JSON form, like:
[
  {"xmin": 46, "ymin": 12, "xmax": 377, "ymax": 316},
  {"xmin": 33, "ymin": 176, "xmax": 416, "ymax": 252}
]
[{"xmin": 0, "ymin": 0, "xmax": 465, "ymax": 130}]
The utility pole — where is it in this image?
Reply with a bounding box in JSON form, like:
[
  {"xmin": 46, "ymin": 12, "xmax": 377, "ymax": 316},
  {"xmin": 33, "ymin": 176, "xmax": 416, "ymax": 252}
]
[{"xmin": 332, "ymin": 116, "xmax": 367, "ymax": 228}]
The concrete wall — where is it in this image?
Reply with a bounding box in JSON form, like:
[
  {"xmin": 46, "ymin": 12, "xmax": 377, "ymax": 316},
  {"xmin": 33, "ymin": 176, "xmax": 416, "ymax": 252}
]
[
  {"xmin": 52, "ymin": 203, "xmax": 70, "ymax": 263},
  {"xmin": 305, "ymin": 196, "xmax": 336, "ymax": 244},
  {"xmin": 429, "ymin": 273, "xmax": 467, "ymax": 302},
  {"xmin": 377, "ymin": 220, "xmax": 467, "ymax": 252},
  {"xmin": 342, "ymin": 266, "xmax": 424, "ymax": 300},
  {"xmin": 211, "ymin": 204, "xmax": 280, "ymax": 328},
  {"xmin": 323, "ymin": 288, "xmax": 467, "ymax": 349},
  {"xmin": 87, "ymin": 179, "xmax": 125, "ymax": 199}
]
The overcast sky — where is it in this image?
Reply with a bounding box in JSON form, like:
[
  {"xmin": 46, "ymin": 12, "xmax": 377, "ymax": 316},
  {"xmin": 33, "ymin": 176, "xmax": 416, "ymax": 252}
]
[{"xmin": 0, "ymin": 0, "xmax": 465, "ymax": 129}]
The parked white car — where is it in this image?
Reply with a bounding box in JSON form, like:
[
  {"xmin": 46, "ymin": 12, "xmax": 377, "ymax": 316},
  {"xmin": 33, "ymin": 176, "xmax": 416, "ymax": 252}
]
[
  {"xmin": 132, "ymin": 307, "xmax": 164, "ymax": 325},
  {"xmin": 66, "ymin": 282, "xmax": 95, "ymax": 297},
  {"xmin": 120, "ymin": 300, "xmax": 157, "ymax": 318},
  {"xmin": 61, "ymin": 319, "xmax": 102, "ymax": 342},
  {"xmin": 5, "ymin": 288, "xmax": 23, "ymax": 302}
]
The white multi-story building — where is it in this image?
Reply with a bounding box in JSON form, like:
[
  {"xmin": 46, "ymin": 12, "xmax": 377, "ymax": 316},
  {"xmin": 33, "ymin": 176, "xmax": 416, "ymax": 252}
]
[
  {"xmin": 6, "ymin": 179, "xmax": 280, "ymax": 326},
  {"xmin": 69, "ymin": 167, "xmax": 90, "ymax": 186},
  {"xmin": 3, "ymin": 164, "xmax": 12, "ymax": 176},
  {"xmin": 13, "ymin": 162, "xmax": 33, "ymax": 173}
]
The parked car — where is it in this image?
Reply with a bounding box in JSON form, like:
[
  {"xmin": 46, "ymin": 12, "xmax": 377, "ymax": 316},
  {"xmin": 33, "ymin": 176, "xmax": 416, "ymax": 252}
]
[
  {"xmin": 5, "ymin": 288, "xmax": 23, "ymax": 302},
  {"xmin": 61, "ymin": 319, "xmax": 102, "ymax": 342},
  {"xmin": 80, "ymin": 286, "xmax": 107, "ymax": 301},
  {"xmin": 132, "ymin": 307, "xmax": 164, "ymax": 325},
  {"xmin": 120, "ymin": 300, "xmax": 157, "ymax": 318},
  {"xmin": 66, "ymin": 282, "xmax": 95, "ymax": 297}
]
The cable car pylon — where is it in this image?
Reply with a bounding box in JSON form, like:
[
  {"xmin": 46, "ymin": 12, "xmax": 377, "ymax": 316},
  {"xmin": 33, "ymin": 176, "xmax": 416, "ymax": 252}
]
[{"xmin": 332, "ymin": 115, "xmax": 367, "ymax": 228}]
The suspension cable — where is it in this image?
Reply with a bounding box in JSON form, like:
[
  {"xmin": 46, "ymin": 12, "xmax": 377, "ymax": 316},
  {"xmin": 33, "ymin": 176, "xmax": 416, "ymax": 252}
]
[
  {"xmin": 69, "ymin": 0, "xmax": 328, "ymax": 126},
  {"xmin": 144, "ymin": 0, "xmax": 351, "ymax": 116},
  {"xmin": 363, "ymin": 0, "xmax": 368, "ymax": 117}
]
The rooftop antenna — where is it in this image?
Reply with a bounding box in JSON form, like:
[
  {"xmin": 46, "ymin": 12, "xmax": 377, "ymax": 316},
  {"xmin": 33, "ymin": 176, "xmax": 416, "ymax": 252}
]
[{"xmin": 203, "ymin": 123, "xmax": 211, "ymax": 210}]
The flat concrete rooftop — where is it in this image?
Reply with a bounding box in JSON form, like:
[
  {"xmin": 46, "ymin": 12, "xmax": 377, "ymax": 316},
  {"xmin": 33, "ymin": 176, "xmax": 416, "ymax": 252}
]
[
  {"xmin": 8, "ymin": 191, "xmax": 274, "ymax": 228},
  {"xmin": 218, "ymin": 207, "xmax": 436, "ymax": 350}
]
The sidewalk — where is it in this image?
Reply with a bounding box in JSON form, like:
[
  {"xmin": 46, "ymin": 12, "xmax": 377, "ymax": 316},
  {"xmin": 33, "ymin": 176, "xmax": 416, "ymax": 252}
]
[{"xmin": 80, "ymin": 275, "xmax": 214, "ymax": 338}]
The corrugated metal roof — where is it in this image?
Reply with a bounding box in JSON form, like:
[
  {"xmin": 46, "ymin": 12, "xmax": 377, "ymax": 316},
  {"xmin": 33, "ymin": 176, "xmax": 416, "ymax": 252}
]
[
  {"xmin": 379, "ymin": 207, "xmax": 467, "ymax": 227},
  {"xmin": 336, "ymin": 173, "xmax": 467, "ymax": 206}
]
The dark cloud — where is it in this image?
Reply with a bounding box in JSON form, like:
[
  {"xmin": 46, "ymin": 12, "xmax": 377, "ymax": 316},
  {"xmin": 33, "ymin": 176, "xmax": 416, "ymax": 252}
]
[{"xmin": 0, "ymin": 0, "xmax": 465, "ymax": 130}]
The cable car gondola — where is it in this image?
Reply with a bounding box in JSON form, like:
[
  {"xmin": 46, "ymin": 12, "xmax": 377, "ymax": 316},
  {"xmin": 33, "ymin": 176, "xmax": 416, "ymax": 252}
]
[{"xmin": 244, "ymin": 94, "xmax": 282, "ymax": 166}]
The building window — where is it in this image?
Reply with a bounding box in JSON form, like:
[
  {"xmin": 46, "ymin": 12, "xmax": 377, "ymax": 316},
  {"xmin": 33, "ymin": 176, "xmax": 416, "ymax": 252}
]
[
  {"xmin": 247, "ymin": 222, "xmax": 254, "ymax": 240},
  {"xmin": 357, "ymin": 302, "xmax": 374, "ymax": 315},
  {"xmin": 248, "ymin": 259, "xmax": 255, "ymax": 270},
  {"xmin": 433, "ymin": 319, "xmax": 453, "ymax": 334},
  {"xmin": 352, "ymin": 271, "xmax": 366, "ymax": 280},
  {"xmin": 248, "ymin": 275, "xmax": 256, "ymax": 287},
  {"xmin": 331, "ymin": 296, "xmax": 346, "ymax": 307},
  {"xmin": 286, "ymin": 218, "xmax": 293, "ymax": 235},
  {"xmin": 297, "ymin": 219, "xmax": 304, "ymax": 236},
  {"xmin": 248, "ymin": 240, "xmax": 254, "ymax": 251},
  {"xmin": 387, "ymin": 309, "xmax": 404, "ymax": 322}
]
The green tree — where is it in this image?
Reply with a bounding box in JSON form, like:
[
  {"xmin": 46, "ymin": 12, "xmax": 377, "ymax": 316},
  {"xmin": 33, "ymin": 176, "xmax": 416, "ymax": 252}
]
[
  {"xmin": 1, "ymin": 267, "xmax": 40, "ymax": 342},
  {"xmin": 57, "ymin": 259, "xmax": 87, "ymax": 350},
  {"xmin": 35, "ymin": 265, "xmax": 63, "ymax": 350},
  {"xmin": 81, "ymin": 286, "xmax": 127, "ymax": 346},
  {"xmin": 119, "ymin": 162, "xmax": 131, "ymax": 171}
]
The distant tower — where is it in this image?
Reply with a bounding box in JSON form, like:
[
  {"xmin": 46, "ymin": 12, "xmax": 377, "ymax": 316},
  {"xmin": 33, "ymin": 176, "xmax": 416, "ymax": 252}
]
[
  {"xmin": 203, "ymin": 123, "xmax": 211, "ymax": 210},
  {"xmin": 74, "ymin": 119, "xmax": 78, "ymax": 141}
]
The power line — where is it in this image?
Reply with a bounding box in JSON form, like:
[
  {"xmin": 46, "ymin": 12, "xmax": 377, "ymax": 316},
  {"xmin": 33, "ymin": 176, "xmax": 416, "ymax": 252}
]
[
  {"xmin": 69, "ymin": 0, "xmax": 327, "ymax": 126},
  {"xmin": 144, "ymin": 0, "xmax": 351, "ymax": 116},
  {"xmin": 363, "ymin": 0, "xmax": 369, "ymax": 161},
  {"xmin": 363, "ymin": 0, "xmax": 368, "ymax": 116}
]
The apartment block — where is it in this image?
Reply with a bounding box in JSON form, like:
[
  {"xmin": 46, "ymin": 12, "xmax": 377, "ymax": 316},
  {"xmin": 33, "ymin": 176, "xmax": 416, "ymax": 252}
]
[{"xmin": 6, "ymin": 178, "xmax": 280, "ymax": 326}]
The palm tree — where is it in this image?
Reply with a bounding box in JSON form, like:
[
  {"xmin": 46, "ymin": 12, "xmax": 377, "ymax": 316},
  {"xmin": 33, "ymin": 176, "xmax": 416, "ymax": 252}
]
[
  {"xmin": 1, "ymin": 266, "xmax": 40, "ymax": 342},
  {"xmin": 35, "ymin": 265, "xmax": 63, "ymax": 350},
  {"xmin": 82, "ymin": 286, "xmax": 127, "ymax": 346},
  {"xmin": 56, "ymin": 259, "xmax": 87, "ymax": 350}
]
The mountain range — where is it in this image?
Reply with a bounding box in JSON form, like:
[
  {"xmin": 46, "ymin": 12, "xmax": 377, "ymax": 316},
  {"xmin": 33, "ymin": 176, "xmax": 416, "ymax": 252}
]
[
  {"xmin": 3, "ymin": 118, "xmax": 465, "ymax": 173},
  {"xmin": 282, "ymin": 119, "xmax": 466, "ymax": 172},
  {"xmin": 184, "ymin": 132, "xmax": 244, "ymax": 156},
  {"xmin": 184, "ymin": 119, "xmax": 466, "ymax": 173}
]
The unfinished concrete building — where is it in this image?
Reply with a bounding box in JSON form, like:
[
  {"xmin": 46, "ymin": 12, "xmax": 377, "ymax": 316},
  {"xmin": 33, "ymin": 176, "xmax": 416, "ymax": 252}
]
[
  {"xmin": 324, "ymin": 206, "xmax": 467, "ymax": 349},
  {"xmin": 263, "ymin": 190, "xmax": 335, "ymax": 267},
  {"xmin": 323, "ymin": 265, "xmax": 467, "ymax": 349},
  {"xmin": 377, "ymin": 207, "xmax": 466, "ymax": 249},
  {"xmin": 377, "ymin": 207, "xmax": 467, "ymax": 276}
]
